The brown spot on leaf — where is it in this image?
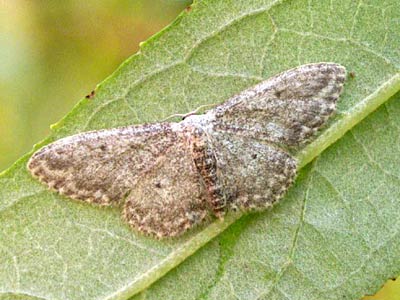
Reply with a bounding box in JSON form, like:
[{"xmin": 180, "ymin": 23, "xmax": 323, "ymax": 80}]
[{"xmin": 85, "ymin": 90, "xmax": 96, "ymax": 99}]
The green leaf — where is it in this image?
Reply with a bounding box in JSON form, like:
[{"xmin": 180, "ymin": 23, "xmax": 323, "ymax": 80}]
[{"xmin": 1, "ymin": 1, "xmax": 399, "ymax": 300}]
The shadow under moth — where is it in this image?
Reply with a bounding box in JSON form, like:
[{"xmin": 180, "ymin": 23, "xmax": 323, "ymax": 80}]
[{"xmin": 28, "ymin": 63, "xmax": 346, "ymax": 238}]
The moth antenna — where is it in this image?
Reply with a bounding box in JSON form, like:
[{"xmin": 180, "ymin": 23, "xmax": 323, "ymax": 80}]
[{"xmin": 161, "ymin": 103, "xmax": 218, "ymax": 122}]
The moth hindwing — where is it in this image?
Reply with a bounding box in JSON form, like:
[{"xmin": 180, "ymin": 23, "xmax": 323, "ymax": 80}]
[{"xmin": 28, "ymin": 63, "xmax": 346, "ymax": 238}]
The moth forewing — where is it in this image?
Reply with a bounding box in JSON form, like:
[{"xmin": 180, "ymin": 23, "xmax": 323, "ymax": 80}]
[{"xmin": 209, "ymin": 63, "xmax": 346, "ymax": 147}]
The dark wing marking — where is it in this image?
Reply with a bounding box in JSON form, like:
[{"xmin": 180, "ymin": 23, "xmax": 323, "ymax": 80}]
[{"xmin": 210, "ymin": 63, "xmax": 346, "ymax": 147}]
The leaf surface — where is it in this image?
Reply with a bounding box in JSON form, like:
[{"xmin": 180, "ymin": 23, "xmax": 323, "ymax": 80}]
[{"xmin": 0, "ymin": 0, "xmax": 399, "ymax": 300}]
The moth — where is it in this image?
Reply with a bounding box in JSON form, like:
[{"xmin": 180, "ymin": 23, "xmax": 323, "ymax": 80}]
[{"xmin": 28, "ymin": 63, "xmax": 346, "ymax": 238}]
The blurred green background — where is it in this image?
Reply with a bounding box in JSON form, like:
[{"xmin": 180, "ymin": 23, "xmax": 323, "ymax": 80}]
[
  {"xmin": 0, "ymin": 1, "xmax": 398, "ymax": 299},
  {"xmin": 0, "ymin": 0, "xmax": 191, "ymax": 172}
]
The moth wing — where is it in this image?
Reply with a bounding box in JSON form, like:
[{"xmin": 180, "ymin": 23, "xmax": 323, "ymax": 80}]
[
  {"xmin": 122, "ymin": 127, "xmax": 211, "ymax": 238},
  {"xmin": 211, "ymin": 63, "xmax": 346, "ymax": 147},
  {"xmin": 27, "ymin": 123, "xmax": 183, "ymax": 206},
  {"xmin": 211, "ymin": 133, "xmax": 297, "ymax": 211},
  {"xmin": 28, "ymin": 123, "xmax": 211, "ymax": 237}
]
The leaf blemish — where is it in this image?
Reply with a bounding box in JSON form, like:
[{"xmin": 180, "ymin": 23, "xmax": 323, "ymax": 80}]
[{"xmin": 85, "ymin": 90, "xmax": 96, "ymax": 99}]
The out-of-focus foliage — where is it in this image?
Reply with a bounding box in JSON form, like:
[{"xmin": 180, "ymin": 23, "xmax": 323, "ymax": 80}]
[{"xmin": 0, "ymin": 0, "xmax": 191, "ymax": 171}]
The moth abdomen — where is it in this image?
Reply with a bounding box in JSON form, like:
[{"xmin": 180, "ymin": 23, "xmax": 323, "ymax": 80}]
[{"xmin": 188, "ymin": 125, "xmax": 227, "ymax": 216}]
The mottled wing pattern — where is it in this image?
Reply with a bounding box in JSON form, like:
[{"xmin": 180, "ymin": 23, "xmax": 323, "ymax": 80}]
[
  {"xmin": 200, "ymin": 63, "xmax": 346, "ymax": 212},
  {"xmin": 28, "ymin": 123, "xmax": 182, "ymax": 206},
  {"xmin": 28, "ymin": 123, "xmax": 213, "ymax": 237},
  {"xmin": 207, "ymin": 132, "xmax": 297, "ymax": 213},
  {"xmin": 211, "ymin": 63, "xmax": 346, "ymax": 148},
  {"xmin": 123, "ymin": 126, "xmax": 212, "ymax": 237}
]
